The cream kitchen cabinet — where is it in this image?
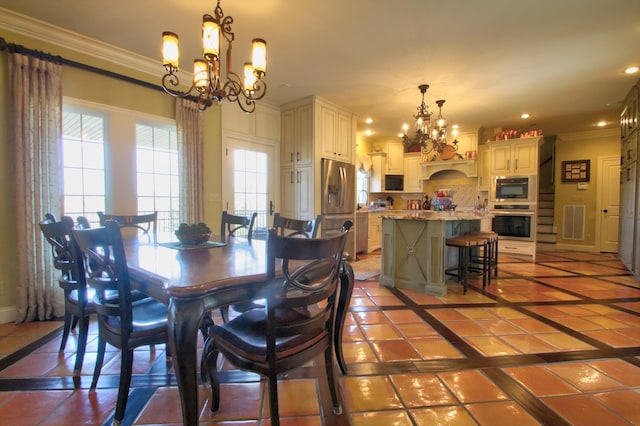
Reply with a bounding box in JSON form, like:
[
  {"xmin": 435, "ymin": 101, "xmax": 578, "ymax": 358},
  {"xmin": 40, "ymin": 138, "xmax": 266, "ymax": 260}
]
[
  {"xmin": 319, "ymin": 103, "xmax": 355, "ymax": 163},
  {"xmin": 403, "ymin": 153, "xmax": 423, "ymax": 192},
  {"xmin": 489, "ymin": 137, "xmax": 541, "ymax": 176},
  {"xmin": 386, "ymin": 141, "xmax": 405, "ymax": 174},
  {"xmin": 280, "ymin": 95, "xmax": 356, "ymax": 221},
  {"xmin": 280, "ymin": 166, "xmax": 313, "ymax": 220},
  {"xmin": 477, "ymin": 144, "xmax": 491, "ymax": 190},
  {"xmin": 367, "ymin": 212, "xmax": 382, "ymax": 252},
  {"xmin": 281, "ymin": 103, "xmax": 313, "ymax": 168}
]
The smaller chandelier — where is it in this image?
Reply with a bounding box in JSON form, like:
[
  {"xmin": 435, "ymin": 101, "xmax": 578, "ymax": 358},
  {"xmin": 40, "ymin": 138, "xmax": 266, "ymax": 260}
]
[
  {"xmin": 401, "ymin": 84, "xmax": 460, "ymax": 160},
  {"xmin": 161, "ymin": 0, "xmax": 267, "ymax": 113}
]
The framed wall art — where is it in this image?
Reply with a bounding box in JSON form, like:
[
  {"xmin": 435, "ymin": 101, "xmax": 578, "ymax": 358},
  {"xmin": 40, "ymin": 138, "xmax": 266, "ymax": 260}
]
[{"xmin": 561, "ymin": 160, "xmax": 590, "ymax": 183}]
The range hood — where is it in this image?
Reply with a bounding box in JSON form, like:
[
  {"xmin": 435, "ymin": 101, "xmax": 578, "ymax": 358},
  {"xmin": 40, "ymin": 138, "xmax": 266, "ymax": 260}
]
[{"xmin": 420, "ymin": 159, "xmax": 477, "ymax": 180}]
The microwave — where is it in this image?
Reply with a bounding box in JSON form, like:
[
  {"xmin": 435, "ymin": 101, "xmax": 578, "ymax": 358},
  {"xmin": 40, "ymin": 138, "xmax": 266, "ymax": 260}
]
[
  {"xmin": 491, "ymin": 175, "xmax": 536, "ymax": 203},
  {"xmin": 384, "ymin": 174, "xmax": 404, "ymax": 191}
]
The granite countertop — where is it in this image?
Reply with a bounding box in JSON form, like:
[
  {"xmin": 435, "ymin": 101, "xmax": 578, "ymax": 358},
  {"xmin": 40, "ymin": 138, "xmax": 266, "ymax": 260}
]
[{"xmin": 380, "ymin": 211, "xmax": 490, "ymax": 221}]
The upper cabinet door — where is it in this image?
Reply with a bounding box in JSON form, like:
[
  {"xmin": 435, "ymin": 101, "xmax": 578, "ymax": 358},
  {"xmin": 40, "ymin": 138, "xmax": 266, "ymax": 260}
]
[
  {"xmin": 386, "ymin": 141, "xmax": 404, "ymax": 174},
  {"xmin": 320, "ymin": 104, "xmax": 355, "ymax": 163},
  {"xmin": 489, "ymin": 138, "xmax": 539, "ymax": 176}
]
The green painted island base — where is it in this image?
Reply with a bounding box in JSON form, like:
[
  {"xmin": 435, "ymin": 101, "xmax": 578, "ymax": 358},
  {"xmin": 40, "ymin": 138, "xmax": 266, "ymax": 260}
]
[{"xmin": 379, "ymin": 214, "xmax": 481, "ymax": 296}]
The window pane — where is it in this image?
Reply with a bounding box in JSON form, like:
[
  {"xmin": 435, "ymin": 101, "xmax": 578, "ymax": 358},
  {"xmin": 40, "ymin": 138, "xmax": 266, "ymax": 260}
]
[
  {"xmin": 137, "ymin": 173, "xmax": 155, "ymax": 196},
  {"xmin": 136, "ymin": 122, "xmax": 179, "ymax": 232},
  {"xmin": 83, "ymin": 169, "xmax": 105, "ymax": 196},
  {"xmin": 63, "ymin": 140, "xmax": 83, "ymax": 168},
  {"xmin": 62, "ymin": 108, "xmax": 106, "ymax": 219},
  {"xmin": 64, "ymin": 168, "xmax": 84, "ymax": 194}
]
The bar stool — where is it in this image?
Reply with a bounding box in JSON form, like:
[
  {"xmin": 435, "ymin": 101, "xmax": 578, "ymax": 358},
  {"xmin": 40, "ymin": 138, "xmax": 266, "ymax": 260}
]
[
  {"xmin": 468, "ymin": 231, "xmax": 499, "ymax": 284},
  {"xmin": 445, "ymin": 234, "xmax": 490, "ymax": 293}
]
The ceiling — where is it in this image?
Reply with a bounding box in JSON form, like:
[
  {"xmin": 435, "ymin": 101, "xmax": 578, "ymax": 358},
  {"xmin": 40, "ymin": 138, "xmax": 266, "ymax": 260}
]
[{"xmin": 1, "ymin": 0, "xmax": 639, "ymax": 143}]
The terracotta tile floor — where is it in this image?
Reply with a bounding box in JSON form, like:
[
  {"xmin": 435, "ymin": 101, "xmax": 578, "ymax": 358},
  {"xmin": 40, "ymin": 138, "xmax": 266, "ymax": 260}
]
[{"xmin": 2, "ymin": 249, "xmax": 640, "ymax": 425}]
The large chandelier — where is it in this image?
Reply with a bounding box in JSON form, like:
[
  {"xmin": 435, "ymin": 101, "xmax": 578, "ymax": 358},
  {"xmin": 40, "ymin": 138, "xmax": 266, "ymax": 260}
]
[
  {"xmin": 401, "ymin": 84, "xmax": 460, "ymax": 160},
  {"xmin": 161, "ymin": 0, "xmax": 267, "ymax": 113}
]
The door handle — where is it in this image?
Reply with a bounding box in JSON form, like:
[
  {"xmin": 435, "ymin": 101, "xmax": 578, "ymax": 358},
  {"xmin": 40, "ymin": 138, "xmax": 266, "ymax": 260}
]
[{"xmin": 269, "ymin": 200, "xmax": 274, "ymax": 215}]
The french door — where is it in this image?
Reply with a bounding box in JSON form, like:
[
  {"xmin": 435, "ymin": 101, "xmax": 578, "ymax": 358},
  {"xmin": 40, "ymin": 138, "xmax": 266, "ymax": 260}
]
[{"xmin": 222, "ymin": 135, "xmax": 276, "ymax": 233}]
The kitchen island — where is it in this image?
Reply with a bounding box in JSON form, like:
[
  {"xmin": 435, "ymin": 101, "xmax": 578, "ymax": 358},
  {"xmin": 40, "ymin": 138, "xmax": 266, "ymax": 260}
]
[{"xmin": 379, "ymin": 212, "xmax": 483, "ymax": 296}]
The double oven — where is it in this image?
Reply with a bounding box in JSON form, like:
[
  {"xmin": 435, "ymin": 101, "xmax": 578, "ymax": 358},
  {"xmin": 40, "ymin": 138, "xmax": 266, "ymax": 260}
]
[{"xmin": 489, "ymin": 175, "xmax": 536, "ymax": 241}]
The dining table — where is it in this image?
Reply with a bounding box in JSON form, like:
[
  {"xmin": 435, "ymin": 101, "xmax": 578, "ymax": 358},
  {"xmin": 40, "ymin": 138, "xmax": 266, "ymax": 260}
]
[{"xmin": 123, "ymin": 235, "xmax": 354, "ymax": 426}]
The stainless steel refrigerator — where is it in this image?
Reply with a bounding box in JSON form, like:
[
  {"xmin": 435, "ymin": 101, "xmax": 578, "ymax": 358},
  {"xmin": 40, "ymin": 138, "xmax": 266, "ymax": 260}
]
[{"xmin": 321, "ymin": 158, "xmax": 356, "ymax": 258}]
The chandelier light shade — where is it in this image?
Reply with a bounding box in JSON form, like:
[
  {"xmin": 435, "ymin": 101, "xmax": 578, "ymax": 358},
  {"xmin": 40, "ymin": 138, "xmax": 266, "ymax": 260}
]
[
  {"xmin": 401, "ymin": 84, "xmax": 460, "ymax": 160},
  {"xmin": 161, "ymin": 0, "xmax": 267, "ymax": 113}
]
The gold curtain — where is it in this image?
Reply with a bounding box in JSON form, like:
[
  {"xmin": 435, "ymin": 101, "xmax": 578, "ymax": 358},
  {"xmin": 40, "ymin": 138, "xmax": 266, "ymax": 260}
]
[
  {"xmin": 176, "ymin": 98, "xmax": 205, "ymax": 224},
  {"xmin": 9, "ymin": 53, "xmax": 64, "ymax": 322}
]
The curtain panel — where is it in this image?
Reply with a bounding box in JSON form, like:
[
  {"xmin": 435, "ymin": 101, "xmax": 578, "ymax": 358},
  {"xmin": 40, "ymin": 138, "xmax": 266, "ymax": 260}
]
[
  {"xmin": 176, "ymin": 98, "xmax": 205, "ymax": 224},
  {"xmin": 9, "ymin": 53, "xmax": 65, "ymax": 322}
]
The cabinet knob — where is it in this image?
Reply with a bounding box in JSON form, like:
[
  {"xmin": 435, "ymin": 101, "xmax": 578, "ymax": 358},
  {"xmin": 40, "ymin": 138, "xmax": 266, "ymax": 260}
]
[{"xmin": 603, "ymin": 209, "xmax": 608, "ymax": 213}]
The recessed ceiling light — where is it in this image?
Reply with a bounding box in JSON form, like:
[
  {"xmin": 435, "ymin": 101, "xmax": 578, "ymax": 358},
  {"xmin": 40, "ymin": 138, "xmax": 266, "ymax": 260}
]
[
  {"xmin": 364, "ymin": 129, "xmax": 373, "ymax": 136},
  {"xmin": 451, "ymin": 124, "xmax": 459, "ymax": 129},
  {"xmin": 624, "ymin": 66, "xmax": 639, "ymax": 74},
  {"xmin": 365, "ymin": 118, "xmax": 373, "ymax": 124},
  {"xmin": 597, "ymin": 121, "xmax": 607, "ymax": 127},
  {"xmin": 521, "ymin": 113, "xmax": 531, "ymax": 119}
]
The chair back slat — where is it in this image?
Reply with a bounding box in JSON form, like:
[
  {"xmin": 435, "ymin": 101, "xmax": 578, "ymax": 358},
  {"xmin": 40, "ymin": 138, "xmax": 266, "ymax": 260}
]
[
  {"xmin": 221, "ymin": 211, "xmax": 257, "ymax": 242},
  {"xmin": 272, "ymin": 213, "xmax": 322, "ymax": 238},
  {"xmin": 97, "ymin": 211, "xmax": 158, "ymax": 243}
]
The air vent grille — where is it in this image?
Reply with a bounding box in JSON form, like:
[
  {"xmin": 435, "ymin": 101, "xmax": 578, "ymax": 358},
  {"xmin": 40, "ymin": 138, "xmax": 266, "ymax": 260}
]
[{"xmin": 562, "ymin": 205, "xmax": 585, "ymax": 240}]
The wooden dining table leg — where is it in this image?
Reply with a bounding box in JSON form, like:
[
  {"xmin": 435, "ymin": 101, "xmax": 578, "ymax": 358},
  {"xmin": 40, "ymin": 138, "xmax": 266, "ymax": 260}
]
[
  {"xmin": 335, "ymin": 261, "xmax": 355, "ymax": 375},
  {"xmin": 168, "ymin": 297, "xmax": 204, "ymax": 426}
]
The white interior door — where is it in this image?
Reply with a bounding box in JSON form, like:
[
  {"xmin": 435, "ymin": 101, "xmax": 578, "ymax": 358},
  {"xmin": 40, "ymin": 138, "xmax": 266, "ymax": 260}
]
[
  {"xmin": 598, "ymin": 156, "xmax": 620, "ymax": 253},
  {"xmin": 222, "ymin": 135, "xmax": 276, "ymax": 232}
]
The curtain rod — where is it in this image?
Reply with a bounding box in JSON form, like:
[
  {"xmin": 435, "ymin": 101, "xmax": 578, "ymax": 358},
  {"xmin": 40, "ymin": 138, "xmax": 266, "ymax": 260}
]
[{"xmin": 0, "ymin": 35, "xmax": 199, "ymax": 103}]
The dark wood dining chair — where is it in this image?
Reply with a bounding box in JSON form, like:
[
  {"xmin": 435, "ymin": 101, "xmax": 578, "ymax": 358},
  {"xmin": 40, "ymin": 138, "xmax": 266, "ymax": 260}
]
[
  {"xmin": 220, "ymin": 210, "xmax": 257, "ymax": 243},
  {"xmin": 218, "ymin": 211, "xmax": 259, "ymax": 320},
  {"xmin": 201, "ymin": 220, "xmax": 353, "ymax": 425},
  {"xmin": 39, "ymin": 215, "xmax": 94, "ymax": 379},
  {"xmin": 97, "ymin": 211, "xmax": 158, "ymax": 243},
  {"xmin": 72, "ymin": 220, "xmax": 169, "ymax": 425},
  {"xmin": 75, "ymin": 215, "xmax": 91, "ymax": 229},
  {"xmin": 272, "ymin": 213, "xmax": 322, "ymax": 238}
]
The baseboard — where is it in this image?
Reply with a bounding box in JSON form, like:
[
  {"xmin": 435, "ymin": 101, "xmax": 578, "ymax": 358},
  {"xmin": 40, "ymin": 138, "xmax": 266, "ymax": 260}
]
[
  {"xmin": 0, "ymin": 306, "xmax": 16, "ymax": 324},
  {"xmin": 554, "ymin": 243, "xmax": 597, "ymax": 253}
]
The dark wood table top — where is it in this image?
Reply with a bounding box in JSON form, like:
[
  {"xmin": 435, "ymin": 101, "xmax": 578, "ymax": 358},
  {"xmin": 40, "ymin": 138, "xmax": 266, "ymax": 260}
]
[{"xmin": 124, "ymin": 236, "xmax": 269, "ymax": 299}]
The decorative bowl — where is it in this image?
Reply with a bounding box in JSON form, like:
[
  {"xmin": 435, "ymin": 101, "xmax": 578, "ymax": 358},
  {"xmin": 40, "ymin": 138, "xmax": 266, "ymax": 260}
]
[{"xmin": 175, "ymin": 231, "xmax": 211, "ymax": 245}]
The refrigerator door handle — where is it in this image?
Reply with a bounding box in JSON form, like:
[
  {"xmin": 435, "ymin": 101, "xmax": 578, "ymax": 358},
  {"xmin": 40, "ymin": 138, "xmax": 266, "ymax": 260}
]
[{"xmin": 339, "ymin": 167, "xmax": 346, "ymax": 207}]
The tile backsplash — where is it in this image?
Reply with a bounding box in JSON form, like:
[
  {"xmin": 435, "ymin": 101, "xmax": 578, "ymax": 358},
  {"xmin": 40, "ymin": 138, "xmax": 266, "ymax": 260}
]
[{"xmin": 383, "ymin": 171, "xmax": 484, "ymax": 211}]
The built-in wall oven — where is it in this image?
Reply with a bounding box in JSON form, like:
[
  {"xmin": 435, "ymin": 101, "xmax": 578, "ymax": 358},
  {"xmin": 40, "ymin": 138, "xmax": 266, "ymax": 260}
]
[
  {"xmin": 491, "ymin": 175, "xmax": 536, "ymax": 203},
  {"xmin": 490, "ymin": 204, "xmax": 535, "ymax": 241}
]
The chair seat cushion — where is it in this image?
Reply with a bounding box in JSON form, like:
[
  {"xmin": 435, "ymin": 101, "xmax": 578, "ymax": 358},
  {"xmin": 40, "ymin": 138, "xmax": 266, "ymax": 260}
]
[
  {"xmin": 104, "ymin": 298, "xmax": 168, "ymax": 337},
  {"xmin": 210, "ymin": 309, "xmax": 327, "ymax": 362}
]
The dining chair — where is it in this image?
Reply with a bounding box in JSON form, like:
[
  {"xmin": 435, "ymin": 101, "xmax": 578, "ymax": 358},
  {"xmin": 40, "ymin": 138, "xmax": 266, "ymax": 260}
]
[
  {"xmin": 72, "ymin": 220, "xmax": 169, "ymax": 425},
  {"xmin": 220, "ymin": 210, "xmax": 257, "ymax": 243},
  {"xmin": 39, "ymin": 215, "xmax": 94, "ymax": 379},
  {"xmin": 201, "ymin": 220, "xmax": 353, "ymax": 425},
  {"xmin": 272, "ymin": 212, "xmax": 322, "ymax": 238},
  {"xmin": 97, "ymin": 211, "xmax": 158, "ymax": 243},
  {"xmin": 218, "ymin": 211, "xmax": 259, "ymax": 320},
  {"xmin": 75, "ymin": 215, "xmax": 91, "ymax": 229}
]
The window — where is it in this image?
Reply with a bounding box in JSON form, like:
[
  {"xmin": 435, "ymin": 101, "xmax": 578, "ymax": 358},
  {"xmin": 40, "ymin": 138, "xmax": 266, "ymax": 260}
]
[
  {"xmin": 136, "ymin": 122, "xmax": 179, "ymax": 233},
  {"xmin": 232, "ymin": 148, "xmax": 269, "ymax": 230},
  {"xmin": 62, "ymin": 109, "xmax": 106, "ymax": 225}
]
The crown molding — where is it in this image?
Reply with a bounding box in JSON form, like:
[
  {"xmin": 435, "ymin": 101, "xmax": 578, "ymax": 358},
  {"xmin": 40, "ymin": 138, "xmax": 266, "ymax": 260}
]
[{"xmin": 0, "ymin": 7, "xmax": 191, "ymax": 84}]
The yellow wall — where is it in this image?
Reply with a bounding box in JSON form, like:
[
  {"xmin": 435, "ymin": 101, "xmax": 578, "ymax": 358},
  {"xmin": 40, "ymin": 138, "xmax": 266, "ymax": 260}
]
[
  {"xmin": 0, "ymin": 29, "xmax": 223, "ymax": 312},
  {"xmin": 554, "ymin": 129, "xmax": 619, "ymax": 247}
]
